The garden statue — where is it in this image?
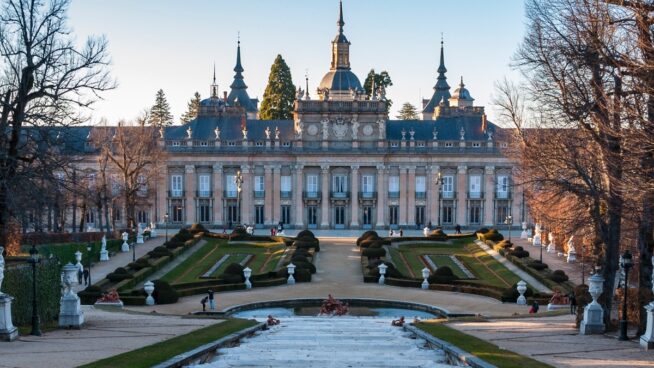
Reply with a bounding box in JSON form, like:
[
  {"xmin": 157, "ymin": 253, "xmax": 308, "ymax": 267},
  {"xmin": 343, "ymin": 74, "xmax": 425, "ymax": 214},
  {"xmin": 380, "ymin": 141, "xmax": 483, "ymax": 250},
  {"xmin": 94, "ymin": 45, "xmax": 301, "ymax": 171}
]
[
  {"xmin": 121, "ymin": 231, "xmax": 129, "ymax": 252},
  {"xmin": 351, "ymin": 120, "xmax": 359, "ymax": 140},
  {"xmin": 377, "ymin": 119, "xmax": 386, "ymax": 140},
  {"xmin": 319, "ymin": 294, "xmax": 348, "ymax": 316},
  {"xmin": 214, "ymin": 127, "xmax": 221, "ymax": 140},
  {"xmin": 275, "ymin": 126, "xmax": 280, "ymax": 140},
  {"xmin": 566, "ymin": 236, "xmax": 577, "ymax": 263},
  {"xmin": 409, "ymin": 127, "xmax": 415, "ymax": 140},
  {"xmin": 100, "ymin": 235, "xmax": 109, "ymax": 261},
  {"xmin": 0, "ymin": 245, "xmax": 17, "ymax": 340},
  {"xmin": 321, "ymin": 119, "xmax": 330, "ymax": 140},
  {"xmin": 581, "ymin": 273, "xmax": 605, "ymax": 334},
  {"xmin": 95, "ymin": 289, "xmax": 124, "ymax": 308},
  {"xmin": 265, "ymin": 126, "xmax": 271, "ymax": 140},
  {"xmin": 547, "ymin": 232, "xmax": 556, "ymax": 253},
  {"xmin": 533, "ymin": 232, "xmax": 542, "ymax": 247},
  {"xmin": 640, "ymin": 256, "xmax": 654, "ymax": 349},
  {"xmin": 521, "ymin": 222, "xmax": 528, "ymax": 239},
  {"xmin": 242, "ymin": 126, "xmax": 248, "ymax": 140},
  {"xmin": 186, "ymin": 126, "xmax": 192, "ymax": 139},
  {"xmin": 296, "ymin": 86, "xmax": 304, "ymax": 100},
  {"xmin": 159, "ymin": 126, "xmax": 164, "ymax": 139}
]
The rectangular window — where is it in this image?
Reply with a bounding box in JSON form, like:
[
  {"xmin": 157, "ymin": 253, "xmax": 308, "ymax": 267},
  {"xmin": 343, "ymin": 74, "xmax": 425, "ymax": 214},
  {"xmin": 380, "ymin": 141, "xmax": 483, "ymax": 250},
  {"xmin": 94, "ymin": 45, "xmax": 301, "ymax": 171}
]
[
  {"xmin": 469, "ymin": 175, "xmax": 481, "ymax": 198},
  {"xmin": 85, "ymin": 210, "xmax": 95, "ymax": 224},
  {"xmin": 389, "ymin": 205, "xmax": 399, "ymax": 225},
  {"xmin": 281, "ymin": 205, "xmax": 291, "ymax": 224},
  {"xmin": 389, "ymin": 175, "xmax": 399, "ymax": 198},
  {"xmin": 442, "ymin": 175, "xmax": 454, "ymax": 198},
  {"xmin": 226, "ymin": 174, "xmax": 237, "ymax": 197},
  {"xmin": 137, "ymin": 210, "xmax": 148, "ymax": 224},
  {"xmin": 281, "ymin": 175, "xmax": 292, "ymax": 198},
  {"xmin": 307, "ymin": 206, "xmax": 317, "ymax": 226},
  {"xmin": 307, "ymin": 174, "xmax": 318, "ymax": 194},
  {"xmin": 113, "ymin": 207, "xmax": 121, "ymax": 222},
  {"xmin": 415, "ymin": 206, "xmax": 425, "ymax": 226},
  {"xmin": 199, "ymin": 199, "xmax": 211, "ymax": 222},
  {"xmin": 171, "ymin": 175, "xmax": 183, "ymax": 197},
  {"xmin": 172, "ymin": 201, "xmax": 183, "ymax": 222},
  {"xmin": 254, "ymin": 175, "xmax": 265, "ymax": 198},
  {"xmin": 442, "ymin": 203, "xmax": 454, "ymax": 224},
  {"xmin": 496, "ymin": 175, "xmax": 509, "ymax": 199},
  {"xmin": 199, "ymin": 175, "xmax": 210, "ymax": 197},
  {"xmin": 255, "ymin": 205, "xmax": 264, "ymax": 225},
  {"xmin": 415, "ymin": 176, "xmax": 426, "ymax": 193},
  {"xmin": 496, "ymin": 203, "xmax": 509, "ymax": 225},
  {"xmin": 333, "ymin": 175, "xmax": 347, "ymax": 193},
  {"xmin": 362, "ymin": 206, "xmax": 373, "ymax": 225},
  {"xmin": 469, "ymin": 203, "xmax": 482, "ymax": 224},
  {"xmin": 87, "ymin": 173, "xmax": 96, "ymax": 189},
  {"xmin": 362, "ymin": 175, "xmax": 374, "ymax": 194}
]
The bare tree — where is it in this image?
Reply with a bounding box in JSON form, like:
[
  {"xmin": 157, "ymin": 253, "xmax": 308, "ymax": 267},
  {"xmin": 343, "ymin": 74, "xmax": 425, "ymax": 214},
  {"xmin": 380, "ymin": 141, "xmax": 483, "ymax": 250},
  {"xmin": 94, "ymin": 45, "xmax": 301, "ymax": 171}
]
[{"xmin": 0, "ymin": 0, "xmax": 114, "ymax": 253}]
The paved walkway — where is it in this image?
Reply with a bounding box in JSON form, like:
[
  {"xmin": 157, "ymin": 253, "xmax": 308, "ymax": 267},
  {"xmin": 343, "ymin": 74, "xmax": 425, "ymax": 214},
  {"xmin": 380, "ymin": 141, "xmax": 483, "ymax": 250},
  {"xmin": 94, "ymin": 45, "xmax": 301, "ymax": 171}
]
[
  {"xmin": 0, "ymin": 307, "xmax": 220, "ymax": 368},
  {"xmin": 512, "ymin": 236, "xmax": 585, "ymax": 285},
  {"xmin": 475, "ymin": 240, "xmax": 552, "ymax": 293},
  {"xmin": 74, "ymin": 235, "xmax": 166, "ymax": 292},
  {"xmin": 126, "ymin": 237, "xmax": 527, "ymax": 317},
  {"xmin": 449, "ymin": 314, "xmax": 654, "ymax": 368}
]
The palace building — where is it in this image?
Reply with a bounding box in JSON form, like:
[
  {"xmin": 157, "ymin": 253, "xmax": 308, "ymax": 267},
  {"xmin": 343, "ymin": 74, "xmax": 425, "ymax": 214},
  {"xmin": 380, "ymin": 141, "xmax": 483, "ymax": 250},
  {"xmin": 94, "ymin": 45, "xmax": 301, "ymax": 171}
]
[{"xmin": 148, "ymin": 1, "xmax": 523, "ymax": 231}]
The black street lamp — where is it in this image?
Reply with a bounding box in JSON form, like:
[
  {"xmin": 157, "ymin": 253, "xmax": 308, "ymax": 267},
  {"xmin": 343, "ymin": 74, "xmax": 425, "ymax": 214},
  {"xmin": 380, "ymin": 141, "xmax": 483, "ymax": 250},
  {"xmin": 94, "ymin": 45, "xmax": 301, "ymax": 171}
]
[
  {"xmin": 618, "ymin": 250, "xmax": 633, "ymax": 341},
  {"xmin": 434, "ymin": 171, "xmax": 444, "ymax": 227},
  {"xmin": 131, "ymin": 226, "xmax": 136, "ymax": 262},
  {"xmin": 164, "ymin": 212, "xmax": 169, "ymax": 243},
  {"xmin": 539, "ymin": 226, "xmax": 544, "ymax": 263},
  {"xmin": 86, "ymin": 242, "xmax": 93, "ymax": 286},
  {"xmin": 28, "ymin": 244, "xmax": 41, "ymax": 336},
  {"xmin": 504, "ymin": 215, "xmax": 513, "ymax": 242}
]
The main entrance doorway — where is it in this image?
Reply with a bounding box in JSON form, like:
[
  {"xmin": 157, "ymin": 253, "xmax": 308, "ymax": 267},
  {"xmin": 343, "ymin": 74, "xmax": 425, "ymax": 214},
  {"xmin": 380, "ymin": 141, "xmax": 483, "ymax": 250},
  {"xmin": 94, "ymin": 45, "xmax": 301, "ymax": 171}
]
[{"xmin": 334, "ymin": 206, "xmax": 346, "ymax": 229}]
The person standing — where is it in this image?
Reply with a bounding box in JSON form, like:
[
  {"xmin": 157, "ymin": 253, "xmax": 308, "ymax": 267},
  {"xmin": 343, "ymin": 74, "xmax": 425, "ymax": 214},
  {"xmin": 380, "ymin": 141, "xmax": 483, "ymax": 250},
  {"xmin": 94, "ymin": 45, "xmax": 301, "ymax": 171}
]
[
  {"xmin": 83, "ymin": 268, "xmax": 90, "ymax": 286},
  {"xmin": 77, "ymin": 268, "xmax": 83, "ymax": 284},
  {"xmin": 201, "ymin": 296, "xmax": 208, "ymax": 312},
  {"xmin": 455, "ymin": 224, "xmax": 462, "ymax": 234},
  {"xmin": 399, "ymin": 228, "xmax": 403, "ymax": 237},
  {"xmin": 569, "ymin": 292, "xmax": 577, "ymax": 315},
  {"xmin": 208, "ymin": 289, "xmax": 215, "ymax": 310}
]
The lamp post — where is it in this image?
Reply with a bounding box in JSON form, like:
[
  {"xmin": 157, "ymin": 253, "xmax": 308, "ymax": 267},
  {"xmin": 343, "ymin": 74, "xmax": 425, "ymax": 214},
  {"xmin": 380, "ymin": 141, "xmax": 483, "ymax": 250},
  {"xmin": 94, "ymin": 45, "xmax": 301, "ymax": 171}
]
[
  {"xmin": 86, "ymin": 242, "xmax": 93, "ymax": 287},
  {"xmin": 164, "ymin": 212, "xmax": 169, "ymax": 243},
  {"xmin": 235, "ymin": 170, "xmax": 243, "ymax": 226},
  {"xmin": 28, "ymin": 244, "xmax": 41, "ymax": 336},
  {"xmin": 539, "ymin": 226, "xmax": 544, "ymax": 263},
  {"xmin": 504, "ymin": 215, "xmax": 513, "ymax": 242},
  {"xmin": 619, "ymin": 250, "xmax": 633, "ymax": 341},
  {"xmin": 434, "ymin": 171, "xmax": 444, "ymax": 227}
]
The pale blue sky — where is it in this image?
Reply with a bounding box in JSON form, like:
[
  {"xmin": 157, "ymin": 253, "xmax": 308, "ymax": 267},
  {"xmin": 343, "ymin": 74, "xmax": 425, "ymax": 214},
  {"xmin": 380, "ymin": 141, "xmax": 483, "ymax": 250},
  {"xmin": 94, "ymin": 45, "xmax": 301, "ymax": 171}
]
[{"xmin": 67, "ymin": 0, "xmax": 525, "ymax": 124}]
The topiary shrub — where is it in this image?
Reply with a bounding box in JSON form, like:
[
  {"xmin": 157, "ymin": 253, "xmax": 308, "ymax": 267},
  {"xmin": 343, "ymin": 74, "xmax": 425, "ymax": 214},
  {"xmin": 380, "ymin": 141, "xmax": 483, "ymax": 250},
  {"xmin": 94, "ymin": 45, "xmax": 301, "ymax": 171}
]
[
  {"xmin": 368, "ymin": 262, "xmax": 403, "ymax": 279},
  {"xmin": 296, "ymin": 229, "xmax": 315, "ymax": 239},
  {"xmin": 359, "ymin": 239, "xmax": 379, "ymax": 248},
  {"xmin": 189, "ymin": 223, "xmax": 208, "ymax": 234},
  {"xmin": 172, "ymin": 228, "xmax": 194, "ymax": 242},
  {"xmin": 106, "ymin": 267, "xmax": 133, "ymax": 282},
  {"xmin": 528, "ymin": 260, "xmax": 548, "ymax": 271},
  {"xmin": 362, "ymin": 247, "xmax": 386, "ymax": 259},
  {"xmin": 164, "ymin": 240, "xmax": 184, "ymax": 249},
  {"xmin": 496, "ymin": 240, "xmax": 513, "ymax": 249},
  {"xmin": 291, "ymin": 255, "xmax": 309, "ymax": 264},
  {"xmin": 149, "ymin": 246, "xmax": 172, "ymax": 258},
  {"xmin": 221, "ymin": 273, "xmax": 244, "ymax": 284},
  {"xmin": 223, "ymin": 262, "xmax": 244, "ymax": 276},
  {"xmin": 368, "ymin": 239, "xmax": 385, "ymax": 249},
  {"xmin": 550, "ymin": 269, "xmax": 569, "ymax": 283},
  {"xmin": 510, "ymin": 246, "xmax": 529, "ymax": 258},
  {"xmin": 502, "ymin": 282, "xmax": 534, "ymax": 302},
  {"xmin": 475, "ymin": 227, "xmax": 490, "ymax": 234},
  {"xmin": 428, "ymin": 266, "xmax": 458, "ymax": 284},
  {"xmin": 428, "ymin": 229, "xmax": 448, "ymax": 240},
  {"xmin": 293, "ymin": 260, "xmax": 317, "ymax": 274},
  {"xmin": 357, "ymin": 231, "xmax": 379, "ymax": 246},
  {"xmin": 152, "ymin": 280, "xmax": 179, "ymax": 304},
  {"xmin": 293, "ymin": 239, "xmax": 317, "ymax": 249},
  {"xmin": 294, "ymin": 268, "xmax": 312, "ymax": 282},
  {"xmin": 482, "ymin": 229, "xmax": 504, "ymax": 242}
]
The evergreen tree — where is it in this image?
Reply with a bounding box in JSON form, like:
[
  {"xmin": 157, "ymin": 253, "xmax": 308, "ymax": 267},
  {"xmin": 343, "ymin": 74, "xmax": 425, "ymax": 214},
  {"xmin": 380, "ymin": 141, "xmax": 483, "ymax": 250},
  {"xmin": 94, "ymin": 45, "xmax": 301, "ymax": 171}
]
[
  {"xmin": 180, "ymin": 92, "xmax": 201, "ymax": 124},
  {"xmin": 260, "ymin": 55, "xmax": 296, "ymax": 120},
  {"xmin": 149, "ymin": 89, "xmax": 173, "ymax": 127},
  {"xmin": 363, "ymin": 69, "xmax": 393, "ymax": 108},
  {"xmin": 396, "ymin": 102, "xmax": 419, "ymax": 120}
]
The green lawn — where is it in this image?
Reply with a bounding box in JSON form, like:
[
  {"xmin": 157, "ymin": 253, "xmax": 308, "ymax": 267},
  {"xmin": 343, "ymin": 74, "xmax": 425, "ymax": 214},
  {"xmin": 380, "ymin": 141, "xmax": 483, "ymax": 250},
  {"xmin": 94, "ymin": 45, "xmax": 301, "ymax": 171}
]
[
  {"xmin": 389, "ymin": 239, "xmax": 525, "ymax": 289},
  {"xmin": 160, "ymin": 238, "xmax": 285, "ymax": 284},
  {"xmin": 79, "ymin": 318, "xmax": 258, "ymax": 368},
  {"xmin": 22, "ymin": 240, "xmax": 122, "ymax": 266},
  {"xmin": 415, "ymin": 322, "xmax": 554, "ymax": 368}
]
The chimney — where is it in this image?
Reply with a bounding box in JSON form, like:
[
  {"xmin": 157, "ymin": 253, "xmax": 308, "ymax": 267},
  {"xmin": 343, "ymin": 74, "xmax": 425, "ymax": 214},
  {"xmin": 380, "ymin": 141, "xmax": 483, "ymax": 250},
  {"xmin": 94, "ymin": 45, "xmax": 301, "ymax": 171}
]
[
  {"xmin": 481, "ymin": 113, "xmax": 487, "ymax": 133},
  {"xmin": 223, "ymin": 91, "xmax": 228, "ymax": 102}
]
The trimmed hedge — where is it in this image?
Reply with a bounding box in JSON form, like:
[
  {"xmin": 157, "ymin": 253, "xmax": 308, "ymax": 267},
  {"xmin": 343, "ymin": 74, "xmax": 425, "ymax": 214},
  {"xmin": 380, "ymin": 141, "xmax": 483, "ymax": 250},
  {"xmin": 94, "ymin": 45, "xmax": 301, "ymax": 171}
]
[
  {"xmin": 428, "ymin": 266, "xmax": 459, "ymax": 284},
  {"xmin": 509, "ymin": 246, "xmax": 530, "ymax": 258},
  {"xmin": 550, "ymin": 270, "xmax": 569, "ymax": 283},
  {"xmin": 153, "ymin": 280, "xmax": 179, "ymax": 304},
  {"xmin": 502, "ymin": 282, "xmax": 534, "ymax": 302},
  {"xmin": 362, "ymin": 247, "xmax": 386, "ymax": 259},
  {"xmin": 357, "ymin": 230, "xmax": 379, "ymax": 246}
]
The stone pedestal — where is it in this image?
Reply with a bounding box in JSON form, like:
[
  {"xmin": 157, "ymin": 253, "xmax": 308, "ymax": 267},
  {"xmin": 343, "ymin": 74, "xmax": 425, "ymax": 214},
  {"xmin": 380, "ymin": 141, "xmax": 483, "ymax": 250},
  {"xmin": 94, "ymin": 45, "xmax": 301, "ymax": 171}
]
[
  {"xmin": 0, "ymin": 294, "xmax": 18, "ymax": 341},
  {"xmin": 150, "ymin": 229, "xmax": 157, "ymax": 238},
  {"xmin": 547, "ymin": 303, "xmax": 569, "ymax": 311},
  {"xmin": 580, "ymin": 301, "xmax": 604, "ymax": 334},
  {"xmin": 59, "ymin": 293, "xmax": 84, "ymax": 328},
  {"xmin": 136, "ymin": 234, "xmax": 144, "ymax": 244},
  {"xmin": 121, "ymin": 240, "xmax": 129, "ymax": 252},
  {"xmin": 567, "ymin": 249, "xmax": 577, "ymax": 263},
  {"xmin": 547, "ymin": 242, "xmax": 556, "ymax": 253},
  {"xmin": 100, "ymin": 249, "xmax": 109, "ymax": 261},
  {"xmin": 641, "ymin": 302, "xmax": 654, "ymax": 350}
]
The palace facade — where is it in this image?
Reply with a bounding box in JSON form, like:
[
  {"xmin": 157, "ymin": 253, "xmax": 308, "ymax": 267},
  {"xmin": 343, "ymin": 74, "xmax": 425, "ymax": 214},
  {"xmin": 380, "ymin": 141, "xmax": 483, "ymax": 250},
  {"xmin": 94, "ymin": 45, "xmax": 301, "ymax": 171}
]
[{"xmin": 151, "ymin": 2, "xmax": 523, "ymax": 231}]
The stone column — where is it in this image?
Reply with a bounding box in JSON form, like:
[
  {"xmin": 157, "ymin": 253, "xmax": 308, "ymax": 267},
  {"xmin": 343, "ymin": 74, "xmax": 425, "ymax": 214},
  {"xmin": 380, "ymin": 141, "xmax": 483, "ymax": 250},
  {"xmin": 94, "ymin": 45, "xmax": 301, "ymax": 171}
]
[
  {"xmin": 264, "ymin": 165, "xmax": 273, "ymax": 226},
  {"xmin": 376, "ymin": 164, "xmax": 386, "ymax": 228},
  {"xmin": 321, "ymin": 165, "xmax": 331, "ymax": 228},
  {"xmin": 399, "ymin": 166, "xmax": 408, "ymax": 226},
  {"xmin": 294, "ymin": 164, "xmax": 304, "ymax": 228},
  {"xmin": 350, "ymin": 165, "xmax": 359, "ymax": 228},
  {"xmin": 157, "ymin": 166, "xmax": 168, "ymax": 224},
  {"xmin": 484, "ymin": 166, "xmax": 495, "ymax": 226},
  {"xmin": 428, "ymin": 165, "xmax": 440, "ymax": 227},
  {"xmin": 407, "ymin": 166, "xmax": 416, "ymax": 227},
  {"xmin": 456, "ymin": 165, "xmax": 467, "ymax": 226},
  {"xmin": 184, "ymin": 165, "xmax": 195, "ymax": 225},
  {"xmin": 212, "ymin": 164, "xmax": 223, "ymax": 227},
  {"xmin": 240, "ymin": 165, "xmax": 252, "ymax": 225},
  {"xmin": 273, "ymin": 165, "xmax": 281, "ymax": 225}
]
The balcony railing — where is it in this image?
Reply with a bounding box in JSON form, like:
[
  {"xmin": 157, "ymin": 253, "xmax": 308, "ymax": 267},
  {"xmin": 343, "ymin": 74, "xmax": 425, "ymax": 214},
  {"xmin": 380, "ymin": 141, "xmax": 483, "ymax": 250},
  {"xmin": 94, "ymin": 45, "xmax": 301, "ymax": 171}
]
[
  {"xmin": 495, "ymin": 191, "xmax": 512, "ymax": 200},
  {"xmin": 415, "ymin": 192, "xmax": 427, "ymax": 199},
  {"xmin": 280, "ymin": 190, "xmax": 292, "ymax": 199},
  {"xmin": 330, "ymin": 191, "xmax": 350, "ymax": 199},
  {"xmin": 302, "ymin": 191, "xmax": 321, "ymax": 200},
  {"xmin": 441, "ymin": 191, "xmax": 455, "ymax": 199},
  {"xmin": 359, "ymin": 191, "xmax": 377, "ymax": 200},
  {"xmin": 254, "ymin": 190, "xmax": 265, "ymax": 198},
  {"xmin": 468, "ymin": 191, "xmax": 484, "ymax": 199},
  {"xmin": 168, "ymin": 190, "xmax": 184, "ymax": 198},
  {"xmin": 196, "ymin": 190, "xmax": 211, "ymax": 198},
  {"xmin": 388, "ymin": 191, "xmax": 400, "ymax": 199},
  {"xmin": 223, "ymin": 190, "xmax": 238, "ymax": 199}
]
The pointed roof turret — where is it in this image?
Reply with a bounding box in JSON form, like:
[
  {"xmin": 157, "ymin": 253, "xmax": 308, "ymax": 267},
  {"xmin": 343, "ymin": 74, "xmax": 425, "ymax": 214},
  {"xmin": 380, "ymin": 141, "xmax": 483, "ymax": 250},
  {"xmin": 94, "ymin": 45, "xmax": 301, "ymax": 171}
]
[
  {"xmin": 227, "ymin": 38, "xmax": 258, "ymax": 113},
  {"xmin": 337, "ymin": 0, "xmax": 345, "ymax": 35},
  {"xmin": 422, "ymin": 38, "xmax": 452, "ymax": 116},
  {"xmin": 211, "ymin": 62, "xmax": 218, "ymax": 98}
]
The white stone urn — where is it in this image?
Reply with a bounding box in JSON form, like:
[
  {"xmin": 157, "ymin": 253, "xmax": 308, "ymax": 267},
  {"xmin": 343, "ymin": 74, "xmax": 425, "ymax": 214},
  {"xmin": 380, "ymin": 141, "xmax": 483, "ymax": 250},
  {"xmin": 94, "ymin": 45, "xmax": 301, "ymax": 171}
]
[
  {"xmin": 520, "ymin": 222, "xmax": 528, "ymax": 239},
  {"xmin": 581, "ymin": 273, "xmax": 605, "ymax": 335},
  {"xmin": 121, "ymin": 231, "xmax": 129, "ymax": 252},
  {"xmin": 287, "ymin": 263, "xmax": 296, "ymax": 285},
  {"xmin": 421, "ymin": 267, "xmax": 430, "ymax": 290},
  {"xmin": 516, "ymin": 280, "xmax": 527, "ymax": 305},
  {"xmin": 59, "ymin": 263, "xmax": 84, "ymax": 328},
  {"xmin": 144, "ymin": 281, "xmax": 155, "ymax": 306},
  {"xmin": 378, "ymin": 263, "xmax": 388, "ymax": 285},
  {"xmin": 639, "ymin": 256, "xmax": 654, "ymax": 349},
  {"xmin": 533, "ymin": 233, "xmax": 542, "ymax": 247},
  {"xmin": 243, "ymin": 267, "xmax": 252, "ymax": 289}
]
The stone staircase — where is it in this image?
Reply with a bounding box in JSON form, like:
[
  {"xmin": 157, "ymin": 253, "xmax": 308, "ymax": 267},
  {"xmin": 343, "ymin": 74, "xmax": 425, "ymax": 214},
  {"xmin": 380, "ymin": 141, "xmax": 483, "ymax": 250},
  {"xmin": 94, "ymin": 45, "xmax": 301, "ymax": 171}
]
[{"xmin": 191, "ymin": 317, "xmax": 459, "ymax": 368}]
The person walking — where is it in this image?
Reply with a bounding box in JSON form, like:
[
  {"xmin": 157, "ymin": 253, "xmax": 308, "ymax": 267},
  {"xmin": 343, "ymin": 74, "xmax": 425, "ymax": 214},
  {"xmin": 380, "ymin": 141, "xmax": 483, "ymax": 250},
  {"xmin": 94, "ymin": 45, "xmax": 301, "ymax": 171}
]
[
  {"xmin": 208, "ymin": 289, "xmax": 215, "ymax": 310},
  {"xmin": 569, "ymin": 292, "xmax": 577, "ymax": 315},
  {"xmin": 399, "ymin": 228, "xmax": 403, "ymax": 237},
  {"xmin": 529, "ymin": 301, "xmax": 539, "ymax": 314},
  {"xmin": 83, "ymin": 268, "xmax": 90, "ymax": 286},
  {"xmin": 77, "ymin": 268, "xmax": 83, "ymax": 285},
  {"xmin": 455, "ymin": 224, "xmax": 462, "ymax": 234}
]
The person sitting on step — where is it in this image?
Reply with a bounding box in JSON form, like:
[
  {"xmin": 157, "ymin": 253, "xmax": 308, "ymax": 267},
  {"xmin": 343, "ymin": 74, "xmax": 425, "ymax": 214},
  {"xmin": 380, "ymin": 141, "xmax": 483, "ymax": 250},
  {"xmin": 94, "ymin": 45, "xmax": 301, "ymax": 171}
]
[{"xmin": 391, "ymin": 316, "xmax": 405, "ymax": 327}]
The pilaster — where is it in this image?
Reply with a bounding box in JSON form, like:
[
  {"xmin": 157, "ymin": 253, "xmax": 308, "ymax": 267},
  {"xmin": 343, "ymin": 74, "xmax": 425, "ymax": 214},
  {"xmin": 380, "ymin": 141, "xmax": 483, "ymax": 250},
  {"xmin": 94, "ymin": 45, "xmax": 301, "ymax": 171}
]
[
  {"xmin": 212, "ymin": 164, "xmax": 223, "ymax": 227},
  {"xmin": 428, "ymin": 165, "xmax": 440, "ymax": 227},
  {"xmin": 407, "ymin": 166, "xmax": 416, "ymax": 226},
  {"xmin": 184, "ymin": 165, "xmax": 195, "ymax": 225},
  {"xmin": 294, "ymin": 164, "xmax": 304, "ymax": 227},
  {"xmin": 240, "ymin": 165, "xmax": 252, "ymax": 225},
  {"xmin": 376, "ymin": 164, "xmax": 386, "ymax": 228},
  {"xmin": 350, "ymin": 165, "xmax": 359, "ymax": 228},
  {"xmin": 264, "ymin": 166, "xmax": 274, "ymax": 225},
  {"xmin": 320, "ymin": 165, "xmax": 330, "ymax": 228},
  {"xmin": 456, "ymin": 165, "xmax": 467, "ymax": 227},
  {"xmin": 484, "ymin": 166, "xmax": 495, "ymax": 226},
  {"xmin": 399, "ymin": 166, "xmax": 408, "ymax": 226},
  {"xmin": 272, "ymin": 165, "xmax": 281, "ymax": 225}
]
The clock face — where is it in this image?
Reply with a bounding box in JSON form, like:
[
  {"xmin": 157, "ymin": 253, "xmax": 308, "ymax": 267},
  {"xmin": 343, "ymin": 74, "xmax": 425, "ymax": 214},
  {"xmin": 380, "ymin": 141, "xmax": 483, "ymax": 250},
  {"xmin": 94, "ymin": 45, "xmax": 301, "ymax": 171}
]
[
  {"xmin": 307, "ymin": 124, "xmax": 319, "ymax": 136},
  {"xmin": 363, "ymin": 124, "xmax": 374, "ymax": 136}
]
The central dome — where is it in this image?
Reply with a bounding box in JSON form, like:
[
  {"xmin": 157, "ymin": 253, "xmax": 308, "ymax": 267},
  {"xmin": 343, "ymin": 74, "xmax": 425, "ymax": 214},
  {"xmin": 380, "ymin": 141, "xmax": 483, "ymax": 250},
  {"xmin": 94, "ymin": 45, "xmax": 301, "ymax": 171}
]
[{"xmin": 319, "ymin": 69, "xmax": 362, "ymax": 92}]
